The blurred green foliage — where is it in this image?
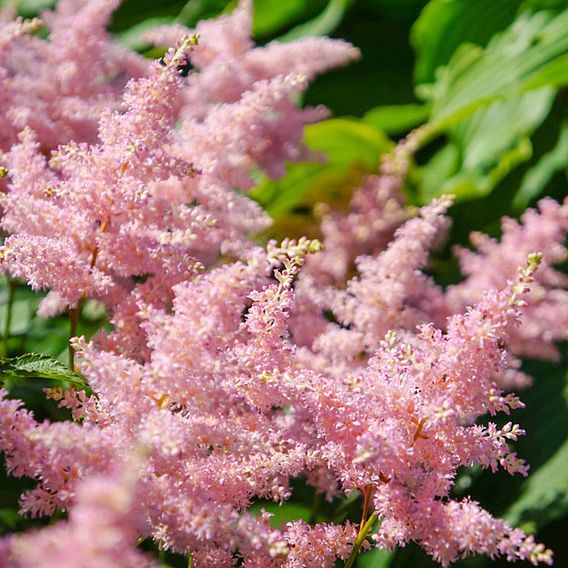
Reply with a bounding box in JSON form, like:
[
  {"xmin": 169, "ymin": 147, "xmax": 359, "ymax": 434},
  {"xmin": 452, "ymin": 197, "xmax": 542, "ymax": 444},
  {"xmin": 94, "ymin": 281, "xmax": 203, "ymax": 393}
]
[{"xmin": 1, "ymin": 0, "xmax": 567, "ymax": 566}]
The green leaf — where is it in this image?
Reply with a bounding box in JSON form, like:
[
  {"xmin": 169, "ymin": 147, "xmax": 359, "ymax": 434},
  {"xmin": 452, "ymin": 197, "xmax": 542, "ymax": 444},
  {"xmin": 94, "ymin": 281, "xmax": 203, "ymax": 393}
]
[
  {"xmin": 452, "ymin": 87, "xmax": 555, "ymax": 172},
  {"xmin": 363, "ymin": 104, "xmax": 429, "ymax": 136},
  {"xmin": 114, "ymin": 16, "xmax": 176, "ymax": 50},
  {"xmin": 418, "ymin": 80, "xmax": 558, "ymax": 203},
  {"xmin": 250, "ymin": 119, "xmax": 391, "ymax": 238},
  {"xmin": 413, "ymin": 8, "xmax": 568, "ymax": 205},
  {"xmin": 0, "ymin": 353, "xmax": 88, "ymax": 390},
  {"xmin": 278, "ymin": 0, "xmax": 354, "ymax": 41},
  {"xmin": 514, "ymin": 121, "xmax": 568, "ymax": 209},
  {"xmin": 252, "ymin": 0, "xmax": 307, "ymax": 37},
  {"xmin": 13, "ymin": 0, "xmax": 56, "ymax": 17},
  {"xmin": 412, "ymin": 0, "xmax": 523, "ymax": 86},
  {"xmin": 176, "ymin": 0, "xmax": 230, "ymax": 26},
  {"xmin": 358, "ymin": 548, "xmax": 392, "ymax": 568},
  {"xmin": 427, "ymin": 9, "xmax": 568, "ymax": 128},
  {"xmin": 524, "ymin": 53, "xmax": 568, "ymax": 90},
  {"xmin": 506, "ymin": 436, "xmax": 568, "ymax": 531},
  {"xmin": 110, "ymin": 0, "xmax": 187, "ymax": 33},
  {"xmin": 248, "ymin": 501, "xmax": 312, "ymax": 528}
]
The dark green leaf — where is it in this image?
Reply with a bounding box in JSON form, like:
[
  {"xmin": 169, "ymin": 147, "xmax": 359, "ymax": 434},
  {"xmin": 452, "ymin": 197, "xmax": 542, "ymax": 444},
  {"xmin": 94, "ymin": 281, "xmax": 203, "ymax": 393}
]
[
  {"xmin": 278, "ymin": 0, "xmax": 354, "ymax": 41},
  {"xmin": 514, "ymin": 121, "xmax": 568, "ymax": 209}
]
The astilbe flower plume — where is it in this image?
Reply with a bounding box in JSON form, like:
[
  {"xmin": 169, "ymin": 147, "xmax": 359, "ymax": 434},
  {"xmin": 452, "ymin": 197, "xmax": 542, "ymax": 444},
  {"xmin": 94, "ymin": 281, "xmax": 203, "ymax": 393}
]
[
  {"xmin": 144, "ymin": 0, "xmax": 360, "ymax": 121},
  {"xmin": 0, "ymin": 16, "xmax": 356, "ymax": 360},
  {"xmin": 0, "ymin": 239, "xmax": 359, "ymax": 567},
  {"xmin": 447, "ymin": 197, "xmax": 568, "ymax": 366},
  {"xmin": 0, "ymin": 239, "xmax": 553, "ymax": 566},
  {"xmin": 0, "ymin": 0, "xmax": 147, "ymax": 153},
  {"xmin": 293, "ymin": 126, "xmax": 568, "ymax": 389},
  {"xmin": 288, "ymin": 129, "xmax": 418, "ymax": 351}
]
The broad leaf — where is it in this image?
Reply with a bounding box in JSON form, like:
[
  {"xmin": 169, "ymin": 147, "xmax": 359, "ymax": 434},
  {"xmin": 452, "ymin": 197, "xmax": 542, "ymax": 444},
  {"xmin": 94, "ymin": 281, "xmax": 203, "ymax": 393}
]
[
  {"xmin": 252, "ymin": 0, "xmax": 307, "ymax": 37},
  {"xmin": 358, "ymin": 548, "xmax": 392, "ymax": 568},
  {"xmin": 412, "ymin": 0, "xmax": 522, "ymax": 86},
  {"xmin": 363, "ymin": 104, "xmax": 429, "ymax": 136},
  {"xmin": 279, "ymin": 0, "xmax": 354, "ymax": 41},
  {"xmin": 418, "ymin": 87, "xmax": 556, "ymax": 203},
  {"xmin": 427, "ymin": 9, "xmax": 568, "ymax": 128},
  {"xmin": 13, "ymin": 0, "xmax": 56, "ymax": 17},
  {"xmin": 514, "ymin": 121, "xmax": 568, "ymax": 209},
  {"xmin": 115, "ymin": 16, "xmax": 175, "ymax": 50},
  {"xmin": 506, "ymin": 436, "xmax": 568, "ymax": 532},
  {"xmin": 250, "ymin": 118, "xmax": 391, "ymax": 238}
]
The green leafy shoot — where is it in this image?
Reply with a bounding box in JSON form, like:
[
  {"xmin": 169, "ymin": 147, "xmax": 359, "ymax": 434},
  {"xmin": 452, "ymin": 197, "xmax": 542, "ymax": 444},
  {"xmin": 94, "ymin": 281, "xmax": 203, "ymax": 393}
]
[{"xmin": 0, "ymin": 353, "xmax": 89, "ymax": 392}]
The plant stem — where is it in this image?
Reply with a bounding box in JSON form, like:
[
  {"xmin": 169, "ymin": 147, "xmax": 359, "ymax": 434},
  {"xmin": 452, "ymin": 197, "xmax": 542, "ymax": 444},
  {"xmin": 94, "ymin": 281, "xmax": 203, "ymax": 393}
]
[
  {"xmin": 343, "ymin": 485, "xmax": 376, "ymax": 568},
  {"xmin": 360, "ymin": 485, "xmax": 372, "ymax": 529},
  {"xmin": 308, "ymin": 491, "xmax": 323, "ymax": 524},
  {"xmin": 2, "ymin": 278, "xmax": 16, "ymax": 357},
  {"xmin": 344, "ymin": 513, "xmax": 378, "ymax": 568},
  {"xmin": 68, "ymin": 302, "xmax": 82, "ymax": 371},
  {"xmin": 68, "ymin": 234, "xmax": 104, "ymax": 371}
]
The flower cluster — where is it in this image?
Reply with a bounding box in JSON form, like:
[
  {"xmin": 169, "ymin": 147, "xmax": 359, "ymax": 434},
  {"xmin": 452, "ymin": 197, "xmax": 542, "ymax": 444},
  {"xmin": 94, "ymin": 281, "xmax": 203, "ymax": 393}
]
[
  {"xmin": 0, "ymin": 2, "xmax": 565, "ymax": 567},
  {"xmin": 0, "ymin": 0, "xmax": 147, "ymax": 154}
]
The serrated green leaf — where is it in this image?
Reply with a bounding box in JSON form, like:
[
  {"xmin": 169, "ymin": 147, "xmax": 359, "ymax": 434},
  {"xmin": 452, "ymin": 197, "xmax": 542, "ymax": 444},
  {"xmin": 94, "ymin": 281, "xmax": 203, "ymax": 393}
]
[{"xmin": 0, "ymin": 353, "xmax": 88, "ymax": 390}]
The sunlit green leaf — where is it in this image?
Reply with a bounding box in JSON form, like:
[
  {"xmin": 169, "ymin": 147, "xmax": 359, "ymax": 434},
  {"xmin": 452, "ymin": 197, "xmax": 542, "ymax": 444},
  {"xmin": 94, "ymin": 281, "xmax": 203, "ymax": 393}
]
[
  {"xmin": 428, "ymin": 9, "xmax": 568, "ymax": 127},
  {"xmin": 358, "ymin": 547, "xmax": 393, "ymax": 568},
  {"xmin": 251, "ymin": 119, "xmax": 391, "ymax": 238},
  {"xmin": 506, "ymin": 433, "xmax": 568, "ymax": 530},
  {"xmin": 363, "ymin": 104, "xmax": 429, "ymax": 136},
  {"xmin": 249, "ymin": 501, "xmax": 312, "ymax": 528},
  {"xmin": 252, "ymin": 0, "xmax": 306, "ymax": 37},
  {"xmin": 13, "ymin": 0, "xmax": 56, "ymax": 16},
  {"xmin": 412, "ymin": 0, "xmax": 522, "ymax": 85}
]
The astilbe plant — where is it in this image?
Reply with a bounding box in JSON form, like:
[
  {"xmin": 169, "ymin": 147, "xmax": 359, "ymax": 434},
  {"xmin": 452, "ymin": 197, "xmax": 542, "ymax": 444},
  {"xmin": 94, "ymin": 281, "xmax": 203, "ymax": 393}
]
[{"xmin": 0, "ymin": 2, "xmax": 565, "ymax": 567}]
